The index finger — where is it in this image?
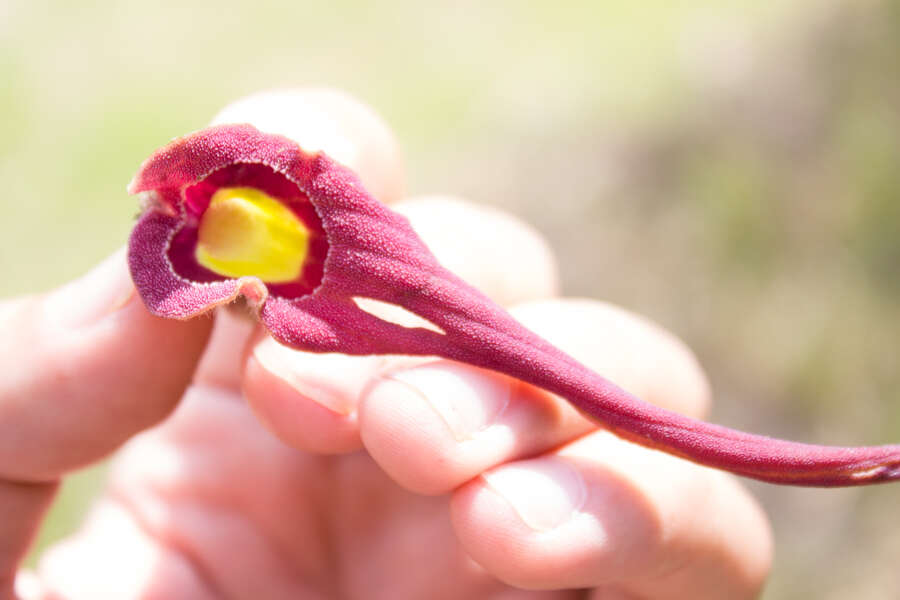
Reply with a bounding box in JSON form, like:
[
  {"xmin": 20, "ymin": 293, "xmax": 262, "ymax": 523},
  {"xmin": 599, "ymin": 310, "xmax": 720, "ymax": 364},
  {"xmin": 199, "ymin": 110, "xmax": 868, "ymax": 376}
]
[{"xmin": 211, "ymin": 87, "xmax": 405, "ymax": 204}]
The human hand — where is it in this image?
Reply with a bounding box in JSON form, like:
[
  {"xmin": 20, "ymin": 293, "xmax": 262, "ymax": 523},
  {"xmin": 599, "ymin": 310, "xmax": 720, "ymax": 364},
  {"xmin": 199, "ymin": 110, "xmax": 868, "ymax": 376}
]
[{"xmin": 2, "ymin": 89, "xmax": 772, "ymax": 600}]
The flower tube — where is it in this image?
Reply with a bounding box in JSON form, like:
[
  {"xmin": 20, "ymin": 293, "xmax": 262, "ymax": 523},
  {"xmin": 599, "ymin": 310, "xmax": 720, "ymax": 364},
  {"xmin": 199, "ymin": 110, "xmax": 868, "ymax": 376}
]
[{"xmin": 128, "ymin": 124, "xmax": 900, "ymax": 487}]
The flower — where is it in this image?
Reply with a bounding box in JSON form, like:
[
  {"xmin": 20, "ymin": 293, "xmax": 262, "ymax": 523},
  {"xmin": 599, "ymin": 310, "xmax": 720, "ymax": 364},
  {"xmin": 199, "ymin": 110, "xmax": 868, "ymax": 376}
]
[{"xmin": 128, "ymin": 124, "xmax": 900, "ymax": 487}]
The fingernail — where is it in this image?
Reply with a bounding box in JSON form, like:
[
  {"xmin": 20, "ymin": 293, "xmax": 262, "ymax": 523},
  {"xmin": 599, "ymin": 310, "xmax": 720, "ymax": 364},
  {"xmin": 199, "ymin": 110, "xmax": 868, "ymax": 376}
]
[
  {"xmin": 43, "ymin": 248, "xmax": 136, "ymax": 328},
  {"xmin": 389, "ymin": 363, "xmax": 510, "ymax": 441},
  {"xmin": 482, "ymin": 458, "xmax": 586, "ymax": 531},
  {"xmin": 252, "ymin": 335, "xmax": 379, "ymax": 415}
]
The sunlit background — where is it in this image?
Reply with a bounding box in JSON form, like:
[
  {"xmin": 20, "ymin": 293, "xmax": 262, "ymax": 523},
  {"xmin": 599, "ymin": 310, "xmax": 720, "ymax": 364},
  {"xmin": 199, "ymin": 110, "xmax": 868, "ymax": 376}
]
[{"xmin": 2, "ymin": 0, "xmax": 898, "ymax": 597}]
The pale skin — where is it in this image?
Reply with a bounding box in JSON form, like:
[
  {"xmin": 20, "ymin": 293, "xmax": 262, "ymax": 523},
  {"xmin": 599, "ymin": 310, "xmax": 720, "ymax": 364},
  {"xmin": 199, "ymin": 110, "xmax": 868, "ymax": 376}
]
[{"xmin": 1, "ymin": 89, "xmax": 772, "ymax": 600}]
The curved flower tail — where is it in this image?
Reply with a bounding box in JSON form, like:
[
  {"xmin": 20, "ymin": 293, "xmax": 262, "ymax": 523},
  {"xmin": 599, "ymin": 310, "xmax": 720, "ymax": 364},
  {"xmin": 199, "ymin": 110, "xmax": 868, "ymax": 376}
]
[{"xmin": 456, "ymin": 323, "xmax": 900, "ymax": 486}]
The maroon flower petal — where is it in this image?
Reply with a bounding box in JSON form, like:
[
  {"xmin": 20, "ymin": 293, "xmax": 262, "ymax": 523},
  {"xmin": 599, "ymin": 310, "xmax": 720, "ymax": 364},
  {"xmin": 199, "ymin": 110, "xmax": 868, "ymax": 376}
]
[
  {"xmin": 128, "ymin": 124, "xmax": 900, "ymax": 487},
  {"xmin": 128, "ymin": 210, "xmax": 267, "ymax": 318}
]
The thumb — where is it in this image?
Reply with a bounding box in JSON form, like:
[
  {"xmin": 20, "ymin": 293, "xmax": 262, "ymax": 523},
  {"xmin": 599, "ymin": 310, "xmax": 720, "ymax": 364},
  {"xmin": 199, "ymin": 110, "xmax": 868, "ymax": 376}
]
[
  {"xmin": 0, "ymin": 247, "xmax": 213, "ymax": 483},
  {"xmin": 0, "ymin": 248, "xmax": 211, "ymax": 594}
]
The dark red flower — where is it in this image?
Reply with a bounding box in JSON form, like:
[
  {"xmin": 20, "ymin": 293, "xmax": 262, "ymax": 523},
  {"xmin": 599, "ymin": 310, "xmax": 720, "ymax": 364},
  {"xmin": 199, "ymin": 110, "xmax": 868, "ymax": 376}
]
[{"xmin": 128, "ymin": 124, "xmax": 900, "ymax": 487}]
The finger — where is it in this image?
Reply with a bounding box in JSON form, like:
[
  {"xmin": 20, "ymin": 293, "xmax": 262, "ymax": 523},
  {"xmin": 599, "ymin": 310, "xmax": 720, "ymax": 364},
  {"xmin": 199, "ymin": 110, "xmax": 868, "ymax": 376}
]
[
  {"xmin": 389, "ymin": 196, "xmax": 559, "ymax": 307},
  {"xmin": 1, "ymin": 481, "xmax": 56, "ymax": 597},
  {"xmin": 0, "ymin": 248, "xmax": 212, "ymax": 482},
  {"xmin": 191, "ymin": 305, "xmax": 259, "ymax": 392},
  {"xmin": 0, "ymin": 249, "xmax": 212, "ymax": 587},
  {"xmin": 39, "ymin": 386, "xmax": 331, "ymax": 600},
  {"xmin": 450, "ymin": 431, "xmax": 772, "ymax": 598},
  {"xmin": 509, "ymin": 299, "xmax": 711, "ymax": 418},
  {"xmin": 243, "ymin": 196, "xmax": 560, "ymax": 454},
  {"xmin": 359, "ymin": 298, "xmax": 711, "ymax": 495},
  {"xmin": 37, "ymin": 499, "xmax": 219, "ymax": 600},
  {"xmin": 211, "ymin": 87, "xmax": 405, "ymax": 204}
]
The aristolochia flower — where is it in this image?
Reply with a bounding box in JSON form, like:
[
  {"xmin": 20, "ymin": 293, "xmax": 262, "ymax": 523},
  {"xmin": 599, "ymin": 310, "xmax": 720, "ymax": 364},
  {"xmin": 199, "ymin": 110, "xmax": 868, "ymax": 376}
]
[{"xmin": 128, "ymin": 124, "xmax": 900, "ymax": 487}]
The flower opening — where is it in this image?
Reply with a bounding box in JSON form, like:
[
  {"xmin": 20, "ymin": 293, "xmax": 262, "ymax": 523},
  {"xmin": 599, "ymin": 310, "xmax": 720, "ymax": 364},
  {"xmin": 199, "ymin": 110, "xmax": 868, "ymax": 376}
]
[
  {"xmin": 165, "ymin": 162, "xmax": 328, "ymax": 300},
  {"xmin": 195, "ymin": 186, "xmax": 310, "ymax": 283}
]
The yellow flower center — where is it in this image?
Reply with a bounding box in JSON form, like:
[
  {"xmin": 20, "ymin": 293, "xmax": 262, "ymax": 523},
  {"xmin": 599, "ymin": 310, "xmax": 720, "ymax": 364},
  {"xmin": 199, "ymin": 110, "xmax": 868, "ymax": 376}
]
[{"xmin": 195, "ymin": 186, "xmax": 309, "ymax": 283}]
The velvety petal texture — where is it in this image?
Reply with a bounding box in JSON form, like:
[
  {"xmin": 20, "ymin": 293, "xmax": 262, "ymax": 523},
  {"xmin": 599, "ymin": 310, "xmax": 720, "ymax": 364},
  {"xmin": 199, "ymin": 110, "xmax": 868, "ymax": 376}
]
[{"xmin": 128, "ymin": 124, "xmax": 900, "ymax": 487}]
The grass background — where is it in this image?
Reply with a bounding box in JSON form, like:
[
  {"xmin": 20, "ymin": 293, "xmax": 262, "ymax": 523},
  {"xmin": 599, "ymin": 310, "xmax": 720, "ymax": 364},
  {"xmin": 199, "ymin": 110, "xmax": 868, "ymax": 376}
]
[{"xmin": 2, "ymin": 0, "xmax": 898, "ymax": 597}]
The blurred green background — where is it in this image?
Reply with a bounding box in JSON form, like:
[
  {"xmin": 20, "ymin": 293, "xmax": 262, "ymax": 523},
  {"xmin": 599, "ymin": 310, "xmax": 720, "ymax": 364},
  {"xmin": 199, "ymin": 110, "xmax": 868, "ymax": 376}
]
[{"xmin": 2, "ymin": 0, "xmax": 898, "ymax": 597}]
